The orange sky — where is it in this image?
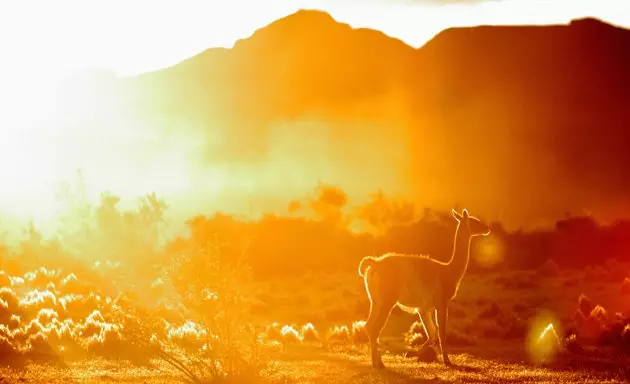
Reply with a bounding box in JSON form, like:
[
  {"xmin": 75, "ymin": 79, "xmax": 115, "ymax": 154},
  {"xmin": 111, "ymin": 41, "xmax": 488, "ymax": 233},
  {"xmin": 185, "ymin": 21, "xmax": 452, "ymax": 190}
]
[{"xmin": 0, "ymin": 0, "xmax": 628, "ymax": 76}]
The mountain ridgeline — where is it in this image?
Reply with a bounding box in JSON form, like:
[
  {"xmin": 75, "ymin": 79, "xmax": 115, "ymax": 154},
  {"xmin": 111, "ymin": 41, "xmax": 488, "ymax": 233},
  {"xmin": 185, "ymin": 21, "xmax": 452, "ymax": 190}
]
[{"xmin": 110, "ymin": 10, "xmax": 630, "ymax": 228}]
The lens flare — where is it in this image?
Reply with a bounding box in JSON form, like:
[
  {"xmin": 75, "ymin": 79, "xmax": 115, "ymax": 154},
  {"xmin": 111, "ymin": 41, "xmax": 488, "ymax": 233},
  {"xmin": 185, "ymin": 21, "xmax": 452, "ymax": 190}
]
[
  {"xmin": 474, "ymin": 235, "xmax": 504, "ymax": 268},
  {"xmin": 526, "ymin": 311, "xmax": 563, "ymax": 364}
]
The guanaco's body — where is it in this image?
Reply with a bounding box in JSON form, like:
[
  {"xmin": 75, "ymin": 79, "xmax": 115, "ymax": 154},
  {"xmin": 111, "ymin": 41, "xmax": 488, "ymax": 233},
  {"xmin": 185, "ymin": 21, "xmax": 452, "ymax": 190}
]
[{"xmin": 359, "ymin": 209, "xmax": 490, "ymax": 368}]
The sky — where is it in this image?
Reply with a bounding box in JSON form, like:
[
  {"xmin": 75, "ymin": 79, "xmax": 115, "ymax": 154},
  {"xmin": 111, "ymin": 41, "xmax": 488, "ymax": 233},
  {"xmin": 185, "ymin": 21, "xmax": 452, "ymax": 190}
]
[
  {"xmin": 0, "ymin": 0, "xmax": 629, "ymax": 77},
  {"xmin": 0, "ymin": 0, "xmax": 629, "ymax": 237}
]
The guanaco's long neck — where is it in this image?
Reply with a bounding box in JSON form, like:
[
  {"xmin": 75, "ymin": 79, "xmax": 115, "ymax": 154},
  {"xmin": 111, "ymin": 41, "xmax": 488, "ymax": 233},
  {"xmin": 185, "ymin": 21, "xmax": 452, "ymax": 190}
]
[{"xmin": 446, "ymin": 223, "xmax": 472, "ymax": 283}]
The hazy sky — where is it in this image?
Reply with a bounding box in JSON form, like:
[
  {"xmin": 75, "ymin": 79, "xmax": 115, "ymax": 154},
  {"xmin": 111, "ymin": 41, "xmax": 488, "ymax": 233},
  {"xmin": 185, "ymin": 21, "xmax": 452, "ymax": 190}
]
[
  {"xmin": 0, "ymin": 0, "xmax": 628, "ymax": 76},
  {"xmin": 0, "ymin": 0, "xmax": 628, "ymax": 236}
]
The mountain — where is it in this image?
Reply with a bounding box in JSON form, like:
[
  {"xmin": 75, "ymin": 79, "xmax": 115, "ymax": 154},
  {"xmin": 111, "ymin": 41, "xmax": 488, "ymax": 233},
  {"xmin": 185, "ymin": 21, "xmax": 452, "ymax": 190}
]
[
  {"xmin": 126, "ymin": 10, "xmax": 418, "ymax": 130},
  {"xmin": 115, "ymin": 10, "xmax": 630, "ymax": 228}
]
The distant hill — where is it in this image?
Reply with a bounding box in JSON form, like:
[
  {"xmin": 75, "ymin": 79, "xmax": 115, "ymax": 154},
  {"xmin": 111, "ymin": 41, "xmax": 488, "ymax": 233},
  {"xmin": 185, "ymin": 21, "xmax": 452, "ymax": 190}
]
[{"xmin": 112, "ymin": 10, "xmax": 630, "ymax": 228}]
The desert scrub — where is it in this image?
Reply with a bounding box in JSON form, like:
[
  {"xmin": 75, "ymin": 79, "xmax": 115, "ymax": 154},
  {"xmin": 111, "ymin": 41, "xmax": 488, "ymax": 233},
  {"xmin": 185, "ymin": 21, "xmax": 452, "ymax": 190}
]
[
  {"xmin": 562, "ymin": 276, "xmax": 579, "ymax": 288},
  {"xmin": 538, "ymin": 259, "xmax": 560, "ymax": 276},
  {"xmin": 513, "ymin": 302, "xmax": 530, "ymax": 315},
  {"xmin": 326, "ymin": 320, "xmax": 368, "ymax": 345},
  {"xmin": 604, "ymin": 259, "xmax": 629, "ymax": 282},
  {"xmin": 118, "ymin": 237, "xmax": 268, "ymax": 383},
  {"xmin": 448, "ymin": 301, "xmax": 467, "ymax": 319},
  {"xmin": 502, "ymin": 272, "xmax": 538, "ymax": 290}
]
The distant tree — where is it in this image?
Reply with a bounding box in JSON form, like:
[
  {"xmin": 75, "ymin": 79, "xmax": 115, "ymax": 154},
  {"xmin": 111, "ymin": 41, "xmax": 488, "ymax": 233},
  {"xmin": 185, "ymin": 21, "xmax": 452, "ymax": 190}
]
[
  {"xmin": 355, "ymin": 190, "xmax": 416, "ymax": 235},
  {"xmin": 309, "ymin": 183, "xmax": 349, "ymax": 225}
]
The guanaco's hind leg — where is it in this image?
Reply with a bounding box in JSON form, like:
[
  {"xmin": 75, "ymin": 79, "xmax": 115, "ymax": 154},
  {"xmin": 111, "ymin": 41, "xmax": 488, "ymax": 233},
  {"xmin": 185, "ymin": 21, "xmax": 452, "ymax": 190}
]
[
  {"xmin": 366, "ymin": 300, "xmax": 394, "ymax": 369},
  {"xmin": 364, "ymin": 270, "xmax": 397, "ymax": 370}
]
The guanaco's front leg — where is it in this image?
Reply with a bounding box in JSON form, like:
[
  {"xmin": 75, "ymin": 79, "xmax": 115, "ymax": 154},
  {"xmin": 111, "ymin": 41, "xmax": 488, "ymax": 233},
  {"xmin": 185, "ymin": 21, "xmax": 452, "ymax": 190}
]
[{"xmin": 436, "ymin": 304, "xmax": 452, "ymax": 367}]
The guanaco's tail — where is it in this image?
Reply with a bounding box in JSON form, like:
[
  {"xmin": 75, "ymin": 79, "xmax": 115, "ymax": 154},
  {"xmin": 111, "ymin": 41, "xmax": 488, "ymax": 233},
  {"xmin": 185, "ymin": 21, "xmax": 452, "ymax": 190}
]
[{"xmin": 358, "ymin": 256, "xmax": 378, "ymax": 277}]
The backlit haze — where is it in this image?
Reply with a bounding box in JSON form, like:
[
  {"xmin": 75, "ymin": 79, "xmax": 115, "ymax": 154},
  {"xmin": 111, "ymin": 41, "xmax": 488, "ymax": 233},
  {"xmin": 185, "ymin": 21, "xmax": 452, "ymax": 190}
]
[{"xmin": 1, "ymin": 0, "xmax": 629, "ymax": 239}]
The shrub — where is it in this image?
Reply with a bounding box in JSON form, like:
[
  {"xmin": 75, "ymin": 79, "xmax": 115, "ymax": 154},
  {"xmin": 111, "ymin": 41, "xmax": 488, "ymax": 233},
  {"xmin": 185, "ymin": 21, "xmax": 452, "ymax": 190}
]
[
  {"xmin": 404, "ymin": 321, "xmax": 426, "ymax": 347},
  {"xmin": 280, "ymin": 325, "xmax": 302, "ymax": 345},
  {"xmin": 118, "ymin": 238, "xmax": 267, "ymax": 383},
  {"xmin": 538, "ymin": 259, "xmax": 560, "ymax": 276},
  {"xmin": 327, "ymin": 325, "xmax": 350, "ymax": 344},
  {"xmin": 622, "ymin": 325, "xmax": 630, "ymax": 350},
  {"xmin": 504, "ymin": 322, "xmax": 527, "ymax": 340},
  {"xmin": 578, "ymin": 294, "xmax": 595, "ymax": 317},
  {"xmin": 565, "ymin": 333, "xmax": 585, "ymax": 354},
  {"xmin": 350, "ymin": 320, "xmax": 368, "ymax": 344},
  {"xmin": 448, "ymin": 330, "xmax": 477, "ymax": 346},
  {"xmin": 513, "ymin": 303, "xmax": 530, "ymax": 315},
  {"xmin": 562, "ymin": 277, "xmax": 579, "ymax": 288},
  {"xmin": 326, "ymin": 320, "xmax": 369, "ymax": 345},
  {"xmin": 449, "ymin": 306, "xmax": 467, "ymax": 319},
  {"xmin": 478, "ymin": 303, "xmax": 502, "ymax": 319},
  {"xmin": 300, "ymin": 323, "xmax": 320, "ymax": 343}
]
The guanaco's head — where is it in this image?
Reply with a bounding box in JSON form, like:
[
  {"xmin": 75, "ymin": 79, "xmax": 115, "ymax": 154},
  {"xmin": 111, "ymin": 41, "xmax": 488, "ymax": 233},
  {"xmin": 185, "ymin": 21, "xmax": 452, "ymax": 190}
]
[{"xmin": 452, "ymin": 208, "xmax": 491, "ymax": 237}]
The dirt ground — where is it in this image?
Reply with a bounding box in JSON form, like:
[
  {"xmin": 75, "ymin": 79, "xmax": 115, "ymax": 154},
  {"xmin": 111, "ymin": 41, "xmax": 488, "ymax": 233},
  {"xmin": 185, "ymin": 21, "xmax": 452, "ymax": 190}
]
[{"xmin": 1, "ymin": 341, "xmax": 628, "ymax": 384}]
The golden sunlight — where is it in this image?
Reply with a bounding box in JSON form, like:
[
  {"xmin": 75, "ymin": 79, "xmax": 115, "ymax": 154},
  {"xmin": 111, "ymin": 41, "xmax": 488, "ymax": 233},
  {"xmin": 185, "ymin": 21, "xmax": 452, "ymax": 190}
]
[
  {"xmin": 0, "ymin": 66, "xmax": 227, "ymax": 232},
  {"xmin": 0, "ymin": 72, "xmax": 67, "ymax": 222},
  {"xmin": 0, "ymin": 0, "xmax": 629, "ymax": 382}
]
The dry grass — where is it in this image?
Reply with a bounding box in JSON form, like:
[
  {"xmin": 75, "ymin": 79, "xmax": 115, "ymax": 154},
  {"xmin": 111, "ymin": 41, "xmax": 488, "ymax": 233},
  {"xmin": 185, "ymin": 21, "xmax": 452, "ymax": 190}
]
[
  {"xmin": 262, "ymin": 343, "xmax": 630, "ymax": 383},
  {"xmin": 1, "ymin": 262, "xmax": 629, "ymax": 383},
  {"xmin": 230, "ymin": 264, "xmax": 630, "ymax": 383},
  {"xmin": 247, "ymin": 266, "xmax": 630, "ymax": 340},
  {"xmin": 0, "ymin": 343, "xmax": 629, "ymax": 383}
]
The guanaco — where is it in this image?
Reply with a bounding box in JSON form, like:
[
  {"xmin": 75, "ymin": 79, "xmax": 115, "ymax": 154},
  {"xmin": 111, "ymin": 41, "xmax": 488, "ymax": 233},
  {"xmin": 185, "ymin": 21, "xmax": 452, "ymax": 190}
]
[{"xmin": 358, "ymin": 208, "xmax": 491, "ymax": 368}]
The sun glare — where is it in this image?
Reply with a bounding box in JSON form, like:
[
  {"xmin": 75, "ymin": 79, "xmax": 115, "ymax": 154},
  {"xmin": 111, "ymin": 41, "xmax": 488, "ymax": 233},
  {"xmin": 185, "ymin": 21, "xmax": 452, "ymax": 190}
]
[
  {"xmin": 0, "ymin": 68, "xmax": 211, "ymax": 231},
  {"xmin": 526, "ymin": 312, "xmax": 564, "ymax": 364},
  {"xmin": 0, "ymin": 72, "xmax": 68, "ymax": 222}
]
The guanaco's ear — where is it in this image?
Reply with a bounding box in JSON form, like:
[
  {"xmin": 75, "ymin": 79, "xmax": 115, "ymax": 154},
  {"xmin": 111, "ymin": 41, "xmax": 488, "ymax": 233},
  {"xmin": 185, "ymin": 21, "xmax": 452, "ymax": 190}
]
[
  {"xmin": 452, "ymin": 209, "xmax": 463, "ymax": 221},
  {"xmin": 462, "ymin": 209, "xmax": 469, "ymax": 218}
]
